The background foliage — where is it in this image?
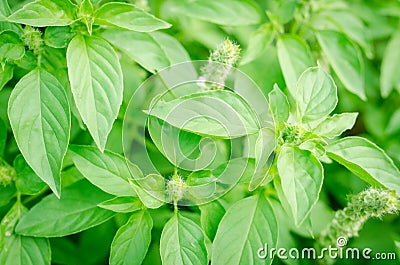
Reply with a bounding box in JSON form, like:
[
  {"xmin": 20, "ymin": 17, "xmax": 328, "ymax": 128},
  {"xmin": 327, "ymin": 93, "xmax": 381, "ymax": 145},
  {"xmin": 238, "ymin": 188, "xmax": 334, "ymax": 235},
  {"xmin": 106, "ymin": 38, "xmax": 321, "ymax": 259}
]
[{"xmin": 1, "ymin": 0, "xmax": 400, "ymax": 264}]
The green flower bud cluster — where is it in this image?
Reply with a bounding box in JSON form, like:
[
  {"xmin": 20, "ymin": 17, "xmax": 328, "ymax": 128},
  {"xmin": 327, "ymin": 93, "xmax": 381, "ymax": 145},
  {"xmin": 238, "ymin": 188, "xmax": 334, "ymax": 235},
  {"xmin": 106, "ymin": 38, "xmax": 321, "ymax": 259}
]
[
  {"xmin": 0, "ymin": 161, "xmax": 16, "ymax": 186},
  {"xmin": 199, "ymin": 39, "xmax": 241, "ymax": 90},
  {"xmin": 21, "ymin": 26, "xmax": 43, "ymax": 55},
  {"xmin": 319, "ymin": 188, "xmax": 399, "ymax": 247},
  {"xmin": 280, "ymin": 124, "xmax": 306, "ymax": 145},
  {"xmin": 166, "ymin": 173, "xmax": 187, "ymax": 204}
]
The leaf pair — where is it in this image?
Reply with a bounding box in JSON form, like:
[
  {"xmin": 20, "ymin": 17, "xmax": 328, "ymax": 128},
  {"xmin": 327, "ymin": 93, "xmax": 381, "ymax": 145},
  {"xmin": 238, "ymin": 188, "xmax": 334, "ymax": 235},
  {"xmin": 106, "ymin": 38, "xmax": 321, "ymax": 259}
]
[{"xmin": 8, "ymin": 0, "xmax": 170, "ymax": 31}]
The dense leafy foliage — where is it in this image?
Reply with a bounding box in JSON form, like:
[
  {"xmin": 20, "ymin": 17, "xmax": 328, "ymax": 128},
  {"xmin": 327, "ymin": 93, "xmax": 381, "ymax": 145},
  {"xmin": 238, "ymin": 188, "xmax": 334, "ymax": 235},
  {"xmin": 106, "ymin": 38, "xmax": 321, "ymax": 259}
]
[{"xmin": 1, "ymin": 0, "xmax": 400, "ymax": 265}]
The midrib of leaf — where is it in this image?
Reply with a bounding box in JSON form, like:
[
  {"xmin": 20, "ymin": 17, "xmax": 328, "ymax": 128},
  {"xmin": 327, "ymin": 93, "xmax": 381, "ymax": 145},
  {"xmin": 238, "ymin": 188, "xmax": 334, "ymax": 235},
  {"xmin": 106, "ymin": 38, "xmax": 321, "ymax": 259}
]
[
  {"xmin": 36, "ymin": 70, "xmax": 56, "ymax": 190},
  {"xmin": 234, "ymin": 196, "xmax": 259, "ymax": 264},
  {"xmin": 16, "ymin": 236, "xmax": 22, "ymax": 265},
  {"xmin": 177, "ymin": 215, "xmax": 204, "ymax": 265},
  {"xmin": 77, "ymin": 150, "xmax": 128, "ymax": 180},
  {"xmin": 149, "ymin": 33, "xmax": 172, "ymax": 66},
  {"xmin": 79, "ymin": 37, "xmax": 98, "ymax": 144},
  {"xmin": 20, "ymin": 242, "xmax": 33, "ymax": 265},
  {"xmin": 287, "ymin": 147, "xmax": 298, "ymax": 219},
  {"xmin": 175, "ymin": 215, "xmax": 185, "ymax": 265},
  {"xmin": 121, "ymin": 211, "xmax": 144, "ymax": 259}
]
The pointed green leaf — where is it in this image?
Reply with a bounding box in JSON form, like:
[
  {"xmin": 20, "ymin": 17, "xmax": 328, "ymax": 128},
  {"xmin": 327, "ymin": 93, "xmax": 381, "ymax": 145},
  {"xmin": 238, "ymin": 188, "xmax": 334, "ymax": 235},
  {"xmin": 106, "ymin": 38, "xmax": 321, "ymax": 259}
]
[
  {"xmin": 0, "ymin": 31, "xmax": 25, "ymax": 63},
  {"xmin": 171, "ymin": 0, "xmax": 262, "ymax": 26},
  {"xmin": 277, "ymin": 145, "xmax": 324, "ymax": 226},
  {"xmin": 212, "ymin": 194, "xmax": 278, "ymax": 265},
  {"xmin": 277, "ymin": 34, "xmax": 313, "ymax": 97},
  {"xmin": 67, "ymin": 35, "xmax": 123, "ymax": 151},
  {"xmin": 131, "ymin": 173, "xmax": 166, "ymax": 209},
  {"xmin": 249, "ymin": 127, "xmax": 275, "ymax": 191},
  {"xmin": 44, "ymin": 26, "xmax": 76, "ymax": 48},
  {"xmin": 326, "ymin": 136, "xmax": 400, "ymax": 194},
  {"xmin": 8, "ymin": 69, "xmax": 70, "ymax": 197},
  {"xmin": 313, "ymin": 112, "xmax": 358, "ymax": 138},
  {"xmin": 148, "ymin": 90, "xmax": 260, "ymax": 138},
  {"xmin": 386, "ymin": 109, "xmax": 400, "ymax": 136},
  {"xmin": 160, "ymin": 213, "xmax": 208, "ymax": 265},
  {"xmin": 241, "ymin": 24, "xmax": 274, "ymax": 65},
  {"xmin": 0, "ymin": 64, "xmax": 13, "ymax": 91},
  {"xmin": 199, "ymin": 200, "xmax": 225, "ymax": 241},
  {"xmin": 98, "ymin": 196, "xmax": 142, "ymax": 213},
  {"xmin": 14, "ymin": 155, "xmax": 46, "ymax": 195},
  {"xmin": 312, "ymin": 10, "xmax": 373, "ymax": 57},
  {"xmin": 268, "ymin": 83, "xmax": 290, "ymax": 126},
  {"xmin": 110, "ymin": 210, "xmax": 153, "ymax": 265},
  {"xmin": 68, "ymin": 145, "xmax": 136, "ymax": 197},
  {"xmin": 0, "ymin": 118, "xmax": 6, "ymax": 157},
  {"xmin": 381, "ymin": 28, "xmax": 400, "ymax": 97},
  {"xmin": 15, "ymin": 180, "xmax": 115, "ymax": 237},
  {"xmin": 101, "ymin": 29, "xmax": 190, "ymax": 73},
  {"xmin": 317, "ymin": 30, "xmax": 365, "ymax": 100},
  {"xmin": 296, "ymin": 67, "xmax": 338, "ymax": 122},
  {"xmin": 8, "ymin": 0, "xmax": 76, "ymax": 27},
  {"xmin": 94, "ymin": 2, "xmax": 170, "ymax": 32}
]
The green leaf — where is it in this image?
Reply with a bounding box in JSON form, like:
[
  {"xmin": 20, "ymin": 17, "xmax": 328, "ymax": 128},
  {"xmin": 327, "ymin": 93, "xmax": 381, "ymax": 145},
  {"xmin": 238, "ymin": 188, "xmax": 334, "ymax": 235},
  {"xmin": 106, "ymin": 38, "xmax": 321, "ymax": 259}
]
[
  {"xmin": 0, "ymin": 184, "xmax": 16, "ymax": 207},
  {"xmin": 131, "ymin": 173, "xmax": 166, "ymax": 209},
  {"xmin": 0, "ymin": 0, "xmax": 12, "ymax": 17},
  {"xmin": 277, "ymin": 34, "xmax": 313, "ymax": 97},
  {"xmin": 8, "ymin": 68, "xmax": 70, "ymax": 197},
  {"xmin": 249, "ymin": 127, "xmax": 275, "ymax": 191},
  {"xmin": 386, "ymin": 109, "xmax": 400, "ymax": 136},
  {"xmin": 98, "ymin": 196, "xmax": 143, "ymax": 213},
  {"xmin": 44, "ymin": 26, "xmax": 75, "ymax": 48},
  {"xmin": 101, "ymin": 29, "xmax": 190, "ymax": 73},
  {"xmin": 186, "ymin": 170, "xmax": 217, "ymax": 201},
  {"xmin": 14, "ymin": 155, "xmax": 46, "ymax": 195},
  {"xmin": 94, "ymin": 2, "xmax": 170, "ymax": 32},
  {"xmin": 110, "ymin": 210, "xmax": 152, "ymax": 265},
  {"xmin": 265, "ymin": 0, "xmax": 297, "ymax": 24},
  {"xmin": 148, "ymin": 90, "xmax": 260, "ymax": 139},
  {"xmin": 8, "ymin": 0, "xmax": 76, "ymax": 27},
  {"xmin": 0, "ymin": 63, "xmax": 13, "ymax": 91},
  {"xmin": 268, "ymin": 83, "xmax": 289, "ymax": 126},
  {"xmin": 15, "ymin": 179, "xmax": 115, "ymax": 237},
  {"xmin": 212, "ymin": 194, "xmax": 278, "ymax": 265},
  {"xmin": 277, "ymin": 145, "xmax": 323, "ymax": 226},
  {"xmin": 0, "ymin": 31, "xmax": 25, "ymax": 63},
  {"xmin": 240, "ymin": 24, "xmax": 274, "ymax": 65},
  {"xmin": 160, "ymin": 213, "xmax": 208, "ymax": 265},
  {"xmin": 313, "ymin": 112, "xmax": 358, "ymax": 138},
  {"xmin": 67, "ymin": 35, "xmax": 123, "ymax": 151},
  {"xmin": 295, "ymin": 67, "xmax": 338, "ymax": 122},
  {"xmin": 213, "ymin": 157, "xmax": 255, "ymax": 184},
  {"xmin": 0, "ymin": 117, "xmax": 6, "ymax": 157},
  {"xmin": 311, "ymin": 10, "xmax": 373, "ymax": 57},
  {"xmin": 199, "ymin": 200, "xmax": 225, "ymax": 241},
  {"xmin": 148, "ymin": 117, "xmax": 227, "ymax": 171},
  {"xmin": 326, "ymin": 136, "xmax": 400, "ymax": 194},
  {"xmin": 317, "ymin": 30, "xmax": 366, "ymax": 100},
  {"xmin": 381, "ymin": 28, "xmax": 400, "ymax": 97},
  {"xmin": 78, "ymin": 0, "xmax": 94, "ymax": 34},
  {"xmin": 171, "ymin": 0, "xmax": 262, "ymax": 26},
  {"xmin": 0, "ymin": 203, "xmax": 51, "ymax": 265},
  {"xmin": 68, "ymin": 145, "xmax": 136, "ymax": 197},
  {"xmin": 14, "ymin": 51, "xmax": 37, "ymax": 71}
]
